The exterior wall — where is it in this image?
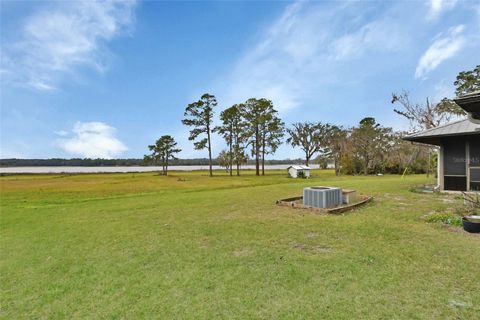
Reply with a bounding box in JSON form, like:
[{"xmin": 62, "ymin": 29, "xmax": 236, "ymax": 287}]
[
  {"xmin": 288, "ymin": 168, "xmax": 298, "ymax": 178},
  {"xmin": 439, "ymin": 147, "xmax": 444, "ymax": 190},
  {"xmin": 442, "ymin": 137, "xmax": 467, "ymax": 191},
  {"xmin": 441, "ymin": 135, "xmax": 480, "ymax": 191},
  {"xmin": 287, "ymin": 168, "xmax": 311, "ymax": 178},
  {"xmin": 469, "ymin": 137, "xmax": 480, "ymax": 191},
  {"xmin": 467, "ymin": 139, "xmax": 470, "ymax": 190}
]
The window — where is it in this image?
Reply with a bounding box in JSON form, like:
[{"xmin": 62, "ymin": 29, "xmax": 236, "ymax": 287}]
[
  {"xmin": 443, "ymin": 137, "xmax": 466, "ymax": 191},
  {"xmin": 469, "ymin": 138, "xmax": 480, "ymax": 191},
  {"xmin": 445, "ymin": 176, "xmax": 467, "ymax": 191},
  {"xmin": 443, "ymin": 138, "xmax": 466, "ymax": 176}
]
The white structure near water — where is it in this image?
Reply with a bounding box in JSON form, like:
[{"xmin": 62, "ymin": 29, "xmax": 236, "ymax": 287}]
[{"xmin": 287, "ymin": 165, "xmax": 311, "ymax": 178}]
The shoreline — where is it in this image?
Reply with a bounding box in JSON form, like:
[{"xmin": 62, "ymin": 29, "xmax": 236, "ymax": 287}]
[{"xmin": 0, "ymin": 164, "xmax": 311, "ymax": 174}]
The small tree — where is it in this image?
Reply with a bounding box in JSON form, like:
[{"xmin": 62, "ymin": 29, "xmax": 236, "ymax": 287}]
[
  {"xmin": 217, "ymin": 150, "xmax": 231, "ymax": 173},
  {"xmin": 286, "ymin": 122, "xmax": 329, "ymax": 166},
  {"xmin": 182, "ymin": 93, "xmax": 216, "ymax": 177},
  {"xmin": 144, "ymin": 135, "xmax": 181, "ymax": 175},
  {"xmin": 315, "ymin": 153, "xmax": 330, "ymax": 169},
  {"xmin": 340, "ymin": 138, "xmax": 362, "ymax": 175}
]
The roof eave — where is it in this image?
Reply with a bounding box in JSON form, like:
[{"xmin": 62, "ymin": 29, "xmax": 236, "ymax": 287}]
[
  {"xmin": 454, "ymin": 91, "xmax": 480, "ymax": 118},
  {"xmin": 403, "ymin": 131, "xmax": 480, "ymax": 146}
]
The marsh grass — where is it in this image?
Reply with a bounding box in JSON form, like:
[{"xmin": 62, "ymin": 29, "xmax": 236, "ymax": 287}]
[{"xmin": 1, "ymin": 170, "xmax": 479, "ymax": 319}]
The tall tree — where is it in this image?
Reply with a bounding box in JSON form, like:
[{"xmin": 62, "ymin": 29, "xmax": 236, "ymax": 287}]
[
  {"xmin": 387, "ymin": 131, "xmax": 427, "ymax": 174},
  {"xmin": 323, "ymin": 124, "xmax": 348, "ymax": 176},
  {"xmin": 351, "ymin": 117, "xmax": 392, "ymax": 175},
  {"xmin": 454, "ymin": 65, "xmax": 480, "ymax": 96},
  {"xmin": 242, "ymin": 98, "xmax": 277, "ymax": 176},
  {"xmin": 391, "ymin": 91, "xmax": 450, "ymax": 130},
  {"xmin": 214, "ymin": 104, "xmax": 247, "ymax": 176},
  {"xmin": 144, "ymin": 135, "xmax": 181, "ymax": 175},
  {"xmin": 437, "ymin": 65, "xmax": 480, "ymax": 115},
  {"xmin": 260, "ymin": 108, "xmax": 284, "ymax": 176},
  {"xmin": 286, "ymin": 122, "xmax": 328, "ymax": 167},
  {"xmin": 182, "ymin": 93, "xmax": 216, "ymax": 177}
]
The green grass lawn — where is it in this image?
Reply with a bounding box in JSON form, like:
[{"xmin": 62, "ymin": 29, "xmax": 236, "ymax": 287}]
[{"xmin": 1, "ymin": 170, "xmax": 479, "ymax": 319}]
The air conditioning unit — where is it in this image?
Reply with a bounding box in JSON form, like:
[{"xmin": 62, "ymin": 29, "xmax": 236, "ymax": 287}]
[{"xmin": 303, "ymin": 186, "xmax": 342, "ymax": 208}]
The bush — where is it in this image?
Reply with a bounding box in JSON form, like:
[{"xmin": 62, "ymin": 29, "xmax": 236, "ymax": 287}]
[
  {"xmin": 425, "ymin": 212, "xmax": 462, "ymax": 227},
  {"xmin": 409, "ymin": 184, "xmax": 438, "ymax": 194},
  {"xmin": 462, "ymin": 192, "xmax": 480, "ymax": 214}
]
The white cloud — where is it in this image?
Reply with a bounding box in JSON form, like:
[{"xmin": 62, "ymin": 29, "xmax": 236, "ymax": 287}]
[
  {"xmin": 219, "ymin": 1, "xmax": 408, "ymax": 112},
  {"xmin": 330, "ymin": 20, "xmax": 406, "ymax": 61},
  {"xmin": 58, "ymin": 122, "xmax": 127, "ymax": 159},
  {"xmin": 54, "ymin": 130, "xmax": 69, "ymax": 137},
  {"xmin": 414, "ymin": 25, "xmax": 465, "ymax": 79},
  {"xmin": 1, "ymin": 0, "xmax": 137, "ymax": 90},
  {"xmin": 428, "ymin": 0, "xmax": 458, "ymax": 20},
  {"xmin": 30, "ymin": 79, "xmax": 57, "ymax": 91}
]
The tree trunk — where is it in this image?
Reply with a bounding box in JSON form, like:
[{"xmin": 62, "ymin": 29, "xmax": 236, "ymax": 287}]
[
  {"xmin": 335, "ymin": 157, "xmax": 340, "ymax": 176},
  {"xmin": 261, "ymin": 135, "xmax": 265, "ymax": 176},
  {"xmin": 255, "ymin": 146, "xmax": 260, "ymax": 176},
  {"xmin": 426, "ymin": 150, "xmax": 431, "ymax": 178},
  {"xmin": 207, "ymin": 125, "xmax": 213, "ymax": 177},
  {"xmin": 305, "ymin": 151, "xmax": 310, "ymax": 167},
  {"xmin": 255, "ymin": 126, "xmax": 260, "ymax": 176},
  {"xmin": 229, "ymin": 133, "xmax": 233, "ymax": 177},
  {"xmin": 234, "ymin": 132, "xmax": 240, "ymax": 176}
]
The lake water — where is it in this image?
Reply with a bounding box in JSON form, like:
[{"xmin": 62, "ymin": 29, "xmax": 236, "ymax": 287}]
[{"xmin": 0, "ymin": 164, "xmax": 302, "ymax": 174}]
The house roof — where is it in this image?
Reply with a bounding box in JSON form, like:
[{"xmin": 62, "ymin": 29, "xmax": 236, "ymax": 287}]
[
  {"xmin": 454, "ymin": 91, "xmax": 480, "ymax": 111},
  {"xmin": 403, "ymin": 119, "xmax": 480, "ymax": 145},
  {"xmin": 288, "ymin": 165, "xmax": 311, "ymax": 170},
  {"xmin": 454, "ymin": 91, "xmax": 480, "ymax": 121}
]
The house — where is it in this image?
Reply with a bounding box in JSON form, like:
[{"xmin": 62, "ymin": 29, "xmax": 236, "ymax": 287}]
[
  {"xmin": 404, "ymin": 91, "xmax": 480, "ymax": 191},
  {"xmin": 287, "ymin": 165, "xmax": 311, "ymax": 178}
]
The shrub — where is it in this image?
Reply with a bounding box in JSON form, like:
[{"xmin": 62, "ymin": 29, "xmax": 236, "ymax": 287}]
[
  {"xmin": 462, "ymin": 192, "xmax": 480, "ymax": 215},
  {"xmin": 425, "ymin": 212, "xmax": 462, "ymax": 227}
]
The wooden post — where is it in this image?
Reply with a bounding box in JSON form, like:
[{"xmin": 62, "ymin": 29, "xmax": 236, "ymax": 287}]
[
  {"xmin": 466, "ymin": 140, "xmax": 470, "ymax": 191},
  {"xmin": 439, "ymin": 144, "xmax": 444, "ymax": 191}
]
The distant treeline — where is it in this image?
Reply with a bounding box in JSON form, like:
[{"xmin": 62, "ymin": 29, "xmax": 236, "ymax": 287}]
[{"xmin": 0, "ymin": 158, "xmax": 303, "ymax": 167}]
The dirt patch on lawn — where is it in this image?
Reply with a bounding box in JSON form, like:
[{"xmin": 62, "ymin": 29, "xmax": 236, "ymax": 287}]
[
  {"xmin": 304, "ymin": 231, "xmax": 319, "ymax": 238},
  {"xmin": 233, "ymin": 248, "xmax": 254, "ymax": 257},
  {"xmin": 291, "ymin": 242, "xmax": 333, "ymax": 253}
]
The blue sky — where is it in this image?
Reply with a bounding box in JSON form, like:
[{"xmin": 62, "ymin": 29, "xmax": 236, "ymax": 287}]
[{"xmin": 1, "ymin": 0, "xmax": 479, "ymax": 160}]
